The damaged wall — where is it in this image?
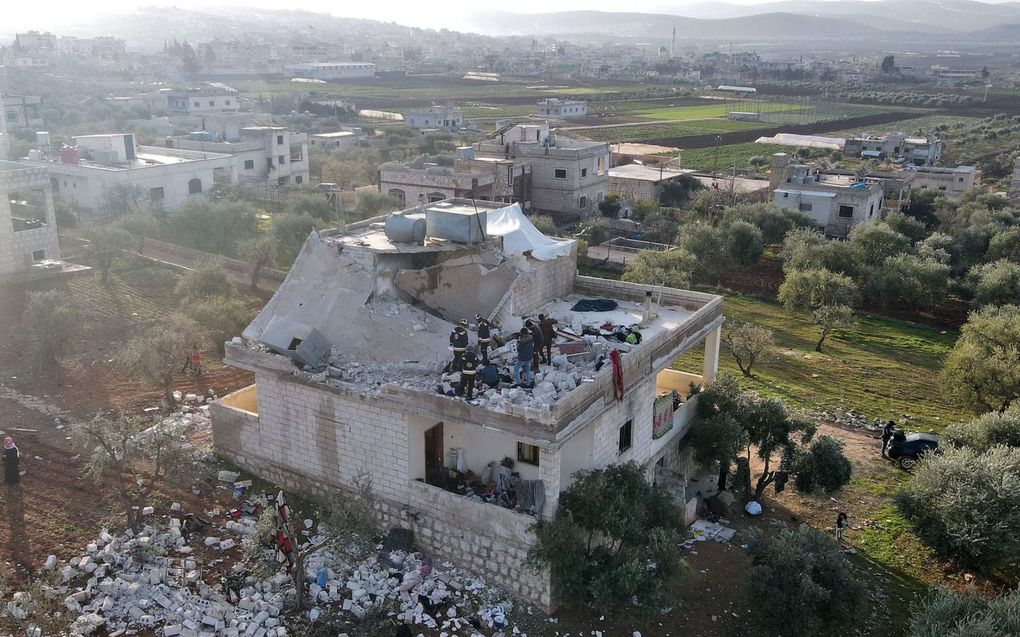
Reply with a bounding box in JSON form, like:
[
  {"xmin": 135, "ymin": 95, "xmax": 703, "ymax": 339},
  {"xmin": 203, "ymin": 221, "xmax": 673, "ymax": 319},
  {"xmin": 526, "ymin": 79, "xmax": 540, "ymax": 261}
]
[{"xmin": 394, "ymin": 248, "xmax": 518, "ymax": 323}]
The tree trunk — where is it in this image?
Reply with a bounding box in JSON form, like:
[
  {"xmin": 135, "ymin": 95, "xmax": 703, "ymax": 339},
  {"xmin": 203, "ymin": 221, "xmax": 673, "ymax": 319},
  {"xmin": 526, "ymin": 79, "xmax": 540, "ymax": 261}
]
[
  {"xmin": 815, "ymin": 330, "xmax": 827, "ymax": 352},
  {"xmin": 163, "ymin": 374, "xmax": 177, "ymax": 412},
  {"xmin": 717, "ymin": 461, "xmax": 728, "ymax": 491}
]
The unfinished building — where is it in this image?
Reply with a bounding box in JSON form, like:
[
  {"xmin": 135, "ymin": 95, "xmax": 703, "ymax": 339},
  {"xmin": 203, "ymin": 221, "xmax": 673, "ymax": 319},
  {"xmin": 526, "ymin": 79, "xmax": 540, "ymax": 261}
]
[{"xmin": 210, "ymin": 199, "xmax": 723, "ymax": 609}]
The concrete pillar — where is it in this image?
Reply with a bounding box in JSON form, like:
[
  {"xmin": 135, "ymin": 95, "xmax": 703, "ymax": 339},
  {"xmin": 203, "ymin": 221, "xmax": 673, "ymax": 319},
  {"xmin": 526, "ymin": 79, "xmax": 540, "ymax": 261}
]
[
  {"xmin": 703, "ymin": 324, "xmax": 721, "ymax": 383},
  {"xmin": 42, "ymin": 184, "xmax": 57, "ymax": 227}
]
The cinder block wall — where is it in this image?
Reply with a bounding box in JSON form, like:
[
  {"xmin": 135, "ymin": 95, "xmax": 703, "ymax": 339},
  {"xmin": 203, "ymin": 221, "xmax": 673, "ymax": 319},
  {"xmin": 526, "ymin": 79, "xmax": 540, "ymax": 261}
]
[{"xmin": 211, "ymin": 375, "xmax": 553, "ymax": 610}]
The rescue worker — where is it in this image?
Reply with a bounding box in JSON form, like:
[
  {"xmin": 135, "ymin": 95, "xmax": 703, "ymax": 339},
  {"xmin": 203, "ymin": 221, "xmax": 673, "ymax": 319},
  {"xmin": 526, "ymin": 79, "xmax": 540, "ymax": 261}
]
[
  {"xmin": 513, "ymin": 328, "xmax": 534, "ymax": 387},
  {"xmin": 525, "ymin": 319, "xmax": 544, "ymax": 371},
  {"xmin": 475, "ymin": 315, "xmax": 492, "ymax": 365},
  {"xmin": 538, "ymin": 313, "xmax": 558, "ymax": 363},
  {"xmin": 450, "ymin": 320, "xmax": 469, "ymax": 372},
  {"xmin": 457, "ymin": 346, "xmax": 480, "ymax": 399}
]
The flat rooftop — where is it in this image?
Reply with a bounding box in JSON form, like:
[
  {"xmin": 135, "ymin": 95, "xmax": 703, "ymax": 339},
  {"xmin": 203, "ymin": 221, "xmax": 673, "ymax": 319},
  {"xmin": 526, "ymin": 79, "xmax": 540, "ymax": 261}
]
[{"xmin": 609, "ymin": 164, "xmax": 695, "ymax": 182}]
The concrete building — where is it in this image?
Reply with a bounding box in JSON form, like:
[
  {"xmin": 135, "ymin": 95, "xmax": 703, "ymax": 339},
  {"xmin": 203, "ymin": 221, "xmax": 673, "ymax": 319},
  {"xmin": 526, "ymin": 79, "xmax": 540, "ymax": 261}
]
[
  {"xmin": 2, "ymin": 95, "xmax": 45, "ymax": 130},
  {"xmin": 608, "ymin": 163, "xmax": 697, "ymax": 204},
  {"xmin": 166, "ymin": 88, "xmax": 241, "ymax": 115},
  {"xmin": 283, "ymin": 62, "xmax": 377, "ymax": 80},
  {"xmin": 378, "ymin": 152, "xmax": 528, "ymax": 207},
  {"xmin": 308, "ymin": 130, "xmax": 363, "ymax": 152},
  {"xmin": 475, "ymin": 124, "xmax": 609, "ymax": 218},
  {"xmin": 210, "ymin": 198, "xmax": 724, "ymax": 610},
  {"xmin": 405, "ymin": 106, "xmax": 464, "ymax": 132},
  {"xmin": 770, "ymin": 154, "xmax": 884, "ymax": 238},
  {"xmin": 908, "ymin": 165, "xmax": 981, "ymax": 198},
  {"xmin": 1, "ymin": 100, "xmax": 60, "ymax": 274},
  {"xmin": 843, "ymin": 133, "xmax": 943, "ymax": 166},
  {"xmin": 23, "ymin": 133, "xmax": 235, "ymax": 216},
  {"xmin": 165, "ymin": 127, "xmax": 310, "ymax": 187},
  {"xmin": 536, "ymin": 98, "xmax": 588, "ymax": 119}
]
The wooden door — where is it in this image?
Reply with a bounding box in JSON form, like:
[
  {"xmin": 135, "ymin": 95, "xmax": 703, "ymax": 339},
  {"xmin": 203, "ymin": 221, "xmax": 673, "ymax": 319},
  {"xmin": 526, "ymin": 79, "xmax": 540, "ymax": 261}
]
[{"xmin": 424, "ymin": 422, "xmax": 444, "ymax": 486}]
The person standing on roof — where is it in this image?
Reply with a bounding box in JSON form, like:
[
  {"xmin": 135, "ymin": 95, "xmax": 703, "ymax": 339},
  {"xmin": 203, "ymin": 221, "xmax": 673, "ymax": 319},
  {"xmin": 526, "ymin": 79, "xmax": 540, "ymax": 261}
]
[
  {"xmin": 457, "ymin": 346, "xmax": 480, "ymax": 400},
  {"xmin": 538, "ymin": 313, "xmax": 558, "ymax": 363},
  {"xmin": 514, "ymin": 328, "xmax": 534, "ymax": 387},
  {"xmin": 526, "ymin": 319, "xmax": 544, "ymax": 370},
  {"xmin": 450, "ymin": 321, "xmax": 469, "ymax": 372},
  {"xmin": 475, "ymin": 315, "xmax": 492, "ymax": 365}
]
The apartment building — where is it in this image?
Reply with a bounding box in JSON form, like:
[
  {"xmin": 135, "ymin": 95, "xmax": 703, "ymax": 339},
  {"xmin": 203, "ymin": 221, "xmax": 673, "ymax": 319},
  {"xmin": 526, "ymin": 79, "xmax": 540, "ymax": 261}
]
[
  {"xmin": 405, "ymin": 106, "xmax": 464, "ymax": 132},
  {"xmin": 165, "ymin": 127, "xmax": 310, "ymax": 187},
  {"xmin": 843, "ymin": 132, "xmax": 944, "ymax": 166},
  {"xmin": 166, "ymin": 88, "xmax": 241, "ymax": 115},
  {"xmin": 536, "ymin": 98, "xmax": 588, "ymax": 119}
]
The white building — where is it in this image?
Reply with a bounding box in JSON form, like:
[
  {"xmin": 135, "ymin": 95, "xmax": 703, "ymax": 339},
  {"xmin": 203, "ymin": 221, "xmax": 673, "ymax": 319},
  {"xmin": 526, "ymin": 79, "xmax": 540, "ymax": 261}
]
[
  {"xmin": 210, "ymin": 199, "xmax": 723, "ymax": 610},
  {"xmin": 283, "ymin": 62, "xmax": 377, "ymax": 80},
  {"xmin": 908, "ymin": 165, "xmax": 981, "ymax": 198},
  {"xmin": 308, "ymin": 130, "xmax": 363, "ymax": 152},
  {"xmin": 22, "ymin": 133, "xmax": 235, "ymax": 217},
  {"xmin": 166, "ymin": 88, "xmax": 241, "ymax": 115},
  {"xmin": 843, "ymin": 133, "xmax": 944, "ymax": 166},
  {"xmin": 770, "ymin": 154, "xmax": 884, "ymax": 238},
  {"xmin": 405, "ymin": 106, "xmax": 464, "ymax": 132},
  {"xmin": 536, "ymin": 98, "xmax": 588, "ymax": 119},
  {"xmin": 165, "ymin": 127, "xmax": 309, "ymax": 187}
]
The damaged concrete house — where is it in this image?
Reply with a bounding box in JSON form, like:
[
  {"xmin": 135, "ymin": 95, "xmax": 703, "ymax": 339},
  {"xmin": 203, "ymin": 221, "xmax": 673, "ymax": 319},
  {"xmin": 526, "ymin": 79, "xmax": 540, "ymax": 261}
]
[{"xmin": 210, "ymin": 198, "xmax": 724, "ymax": 609}]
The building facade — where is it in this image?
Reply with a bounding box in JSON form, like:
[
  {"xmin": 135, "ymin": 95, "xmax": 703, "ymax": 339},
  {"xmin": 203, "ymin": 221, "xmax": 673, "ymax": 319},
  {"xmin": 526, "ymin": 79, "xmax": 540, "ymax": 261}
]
[
  {"xmin": 210, "ymin": 199, "xmax": 723, "ymax": 610},
  {"xmin": 283, "ymin": 62, "xmax": 377, "ymax": 80},
  {"xmin": 608, "ymin": 164, "xmax": 696, "ymax": 204},
  {"xmin": 0, "ymin": 160, "xmax": 60, "ymax": 275},
  {"xmin": 908, "ymin": 165, "xmax": 981, "ymax": 198},
  {"xmin": 405, "ymin": 106, "xmax": 464, "ymax": 131},
  {"xmin": 843, "ymin": 133, "xmax": 944, "ymax": 166},
  {"xmin": 770, "ymin": 154, "xmax": 884, "ymax": 238},
  {"xmin": 536, "ymin": 98, "xmax": 588, "ymax": 119},
  {"xmin": 23, "ymin": 133, "xmax": 235, "ymax": 216},
  {"xmin": 166, "ymin": 127, "xmax": 310, "ymax": 187},
  {"xmin": 166, "ymin": 88, "xmax": 241, "ymax": 115},
  {"xmin": 378, "ymin": 154, "xmax": 526, "ymax": 206}
]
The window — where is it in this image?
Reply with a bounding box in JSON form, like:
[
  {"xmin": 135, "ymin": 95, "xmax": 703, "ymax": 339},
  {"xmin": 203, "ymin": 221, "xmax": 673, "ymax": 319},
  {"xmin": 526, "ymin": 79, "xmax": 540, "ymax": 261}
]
[
  {"xmin": 149, "ymin": 186, "xmax": 165, "ymax": 202},
  {"xmin": 554, "ymin": 169, "xmax": 567, "ymax": 179},
  {"xmin": 579, "ymin": 195, "xmax": 587, "ymax": 209},
  {"xmin": 958, "ymin": 177, "xmax": 964, "ymax": 183},
  {"xmin": 783, "ymin": 192, "xmax": 790, "ymax": 198},
  {"xmin": 938, "ymin": 186, "xmax": 947, "ymax": 191},
  {"xmin": 278, "ymin": 177, "xmax": 288, "ymax": 186},
  {"xmin": 869, "ymin": 203, "xmax": 875, "ymax": 217},
  {"xmin": 208, "ymin": 100, "xmax": 214, "ymax": 106},
  {"xmin": 798, "ymin": 202, "xmax": 812, "ymax": 212},
  {"xmin": 581, "ymin": 167, "xmax": 587, "ymax": 177},
  {"xmin": 618, "ymin": 420, "xmax": 633, "ymax": 454},
  {"xmin": 295, "ymin": 175, "xmax": 303, "ymax": 185},
  {"xmin": 838, "ymin": 205, "xmax": 854, "ymax": 218},
  {"xmin": 517, "ymin": 442, "xmax": 540, "ymax": 466},
  {"xmin": 6, "ymin": 111, "xmax": 17, "ymax": 122},
  {"xmin": 225, "ymin": 100, "xmax": 231, "ymax": 106},
  {"xmin": 31, "ymin": 249, "xmax": 46, "ymax": 261},
  {"xmin": 194, "ymin": 101, "xmax": 200, "ymax": 107},
  {"xmin": 388, "ymin": 188, "xmax": 406, "ymax": 206},
  {"xmin": 428, "ymin": 192, "xmax": 445, "ymax": 203},
  {"xmin": 187, "ymin": 178, "xmax": 202, "ymax": 194},
  {"xmin": 243, "ymin": 159, "xmax": 255, "ymax": 170},
  {"xmin": 278, "ymin": 155, "xmax": 286, "ymax": 165},
  {"xmin": 277, "ymin": 135, "xmax": 284, "ymax": 145}
]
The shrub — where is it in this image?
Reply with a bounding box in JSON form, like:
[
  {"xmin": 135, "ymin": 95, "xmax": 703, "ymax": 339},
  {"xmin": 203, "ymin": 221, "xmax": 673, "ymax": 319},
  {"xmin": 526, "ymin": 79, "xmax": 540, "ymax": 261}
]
[
  {"xmin": 864, "ymin": 254, "xmax": 949, "ymax": 310},
  {"xmin": 180, "ymin": 296, "xmax": 256, "ymax": 355},
  {"xmin": 174, "ymin": 260, "xmax": 234, "ymax": 303},
  {"xmin": 622, "ymin": 249, "xmax": 697, "ymax": 290},
  {"xmin": 884, "ymin": 212, "xmax": 929, "ymax": 244},
  {"xmin": 986, "ymin": 226, "xmax": 1020, "ymax": 263},
  {"xmin": 778, "ymin": 268, "xmax": 859, "ymax": 311},
  {"xmin": 942, "ymin": 407, "xmax": 1020, "ymax": 452},
  {"xmin": 907, "ymin": 588, "xmax": 1020, "ymax": 637},
  {"xmin": 895, "ymin": 445, "xmax": 1020, "ymax": 571},
  {"xmin": 272, "ymin": 212, "xmax": 321, "ymax": 268},
  {"xmin": 793, "ymin": 436, "xmax": 853, "ymax": 493},
  {"xmin": 22, "ymin": 290, "xmax": 79, "ymax": 370},
  {"xmin": 941, "ymin": 304, "xmax": 1020, "ymax": 412},
  {"xmin": 745, "ymin": 523, "xmax": 867, "ymax": 637},
  {"xmin": 528, "ymin": 463, "xmax": 685, "ymax": 610},
  {"xmin": 849, "ymin": 222, "xmax": 912, "ymax": 273},
  {"xmin": 781, "ymin": 228, "xmax": 856, "ymax": 276},
  {"xmin": 676, "ymin": 222, "xmax": 725, "ymax": 283},
  {"xmin": 529, "ymin": 214, "xmax": 557, "ymax": 236}
]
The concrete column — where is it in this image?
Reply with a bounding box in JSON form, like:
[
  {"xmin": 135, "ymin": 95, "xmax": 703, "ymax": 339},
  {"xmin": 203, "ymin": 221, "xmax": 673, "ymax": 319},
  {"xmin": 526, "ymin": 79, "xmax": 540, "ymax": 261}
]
[
  {"xmin": 703, "ymin": 324, "xmax": 721, "ymax": 383},
  {"xmin": 538, "ymin": 447, "xmax": 561, "ymax": 519},
  {"xmin": 42, "ymin": 184, "xmax": 56, "ymax": 226}
]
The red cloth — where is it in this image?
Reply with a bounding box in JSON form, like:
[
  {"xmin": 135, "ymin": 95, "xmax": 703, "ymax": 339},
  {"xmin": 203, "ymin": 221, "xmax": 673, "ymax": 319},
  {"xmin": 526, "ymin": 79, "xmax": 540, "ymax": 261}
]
[{"xmin": 609, "ymin": 349, "xmax": 624, "ymax": 401}]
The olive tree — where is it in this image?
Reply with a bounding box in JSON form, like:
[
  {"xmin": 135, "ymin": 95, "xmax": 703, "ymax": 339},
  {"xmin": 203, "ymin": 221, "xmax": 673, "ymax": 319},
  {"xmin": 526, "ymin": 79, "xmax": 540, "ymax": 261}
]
[
  {"xmin": 241, "ymin": 236, "xmax": 278, "ymax": 292},
  {"xmin": 721, "ymin": 320, "xmax": 774, "ymax": 378},
  {"xmin": 676, "ymin": 222, "xmax": 726, "ymax": 283},
  {"xmin": 86, "ymin": 226, "xmax": 134, "ymax": 284},
  {"xmin": 724, "ymin": 220, "xmax": 765, "ymax": 267},
  {"xmin": 942, "ymin": 407, "xmax": 1020, "ymax": 452},
  {"xmin": 967, "ymin": 259, "xmax": 1020, "ymax": 308},
  {"xmin": 941, "ymin": 304, "xmax": 1020, "ymax": 412},
  {"xmin": 622, "ymin": 248, "xmax": 697, "ymax": 290},
  {"xmin": 689, "ymin": 373, "xmax": 748, "ymax": 490},
  {"xmin": 792, "ymin": 436, "xmax": 853, "ymax": 493},
  {"xmin": 864, "ymin": 254, "xmax": 949, "ymax": 311},
  {"xmin": 895, "ymin": 445, "xmax": 1020, "ymax": 571},
  {"xmin": 849, "ymin": 222, "xmax": 911, "ymax": 274},
  {"xmin": 745, "ymin": 397, "xmax": 816, "ymax": 500},
  {"xmin": 810, "ymin": 305, "xmax": 856, "ymax": 352},
  {"xmin": 778, "ymin": 268, "xmax": 860, "ymax": 311},
  {"xmin": 745, "ymin": 523, "xmax": 867, "ymax": 637},
  {"xmin": 908, "ymin": 588, "xmax": 1020, "ymax": 637},
  {"xmin": 122, "ymin": 317, "xmax": 206, "ymax": 410},
  {"xmin": 528, "ymin": 463, "xmax": 685, "ymax": 611},
  {"xmin": 22, "ymin": 290, "xmax": 79, "ymax": 371}
]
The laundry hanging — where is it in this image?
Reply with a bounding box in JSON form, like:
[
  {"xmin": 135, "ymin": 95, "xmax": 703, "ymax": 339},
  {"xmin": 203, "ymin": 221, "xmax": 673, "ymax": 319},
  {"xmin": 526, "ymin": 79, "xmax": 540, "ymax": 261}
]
[{"xmin": 609, "ymin": 348, "xmax": 624, "ymax": 401}]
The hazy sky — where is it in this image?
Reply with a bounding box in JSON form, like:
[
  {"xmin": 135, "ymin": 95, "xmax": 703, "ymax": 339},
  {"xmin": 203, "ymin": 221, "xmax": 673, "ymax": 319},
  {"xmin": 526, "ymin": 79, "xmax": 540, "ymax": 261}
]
[{"xmin": 1, "ymin": 0, "xmax": 1014, "ymax": 35}]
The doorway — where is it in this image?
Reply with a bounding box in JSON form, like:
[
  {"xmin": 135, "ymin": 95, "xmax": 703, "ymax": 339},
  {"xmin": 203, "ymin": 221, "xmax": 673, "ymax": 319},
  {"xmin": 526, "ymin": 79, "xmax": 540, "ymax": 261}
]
[{"xmin": 424, "ymin": 422, "xmax": 444, "ymax": 486}]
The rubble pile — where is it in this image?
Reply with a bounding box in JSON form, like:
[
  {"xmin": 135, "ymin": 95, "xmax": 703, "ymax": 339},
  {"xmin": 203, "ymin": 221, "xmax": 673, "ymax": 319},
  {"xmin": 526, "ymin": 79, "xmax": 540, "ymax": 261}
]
[{"xmin": 52, "ymin": 511, "xmax": 526, "ymax": 636}]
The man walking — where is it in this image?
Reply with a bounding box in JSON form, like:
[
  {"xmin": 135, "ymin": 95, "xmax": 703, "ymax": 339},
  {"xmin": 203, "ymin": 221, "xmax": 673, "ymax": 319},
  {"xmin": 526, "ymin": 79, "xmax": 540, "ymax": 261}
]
[
  {"xmin": 526, "ymin": 319, "xmax": 544, "ymax": 370},
  {"xmin": 450, "ymin": 320, "xmax": 469, "ymax": 372},
  {"xmin": 538, "ymin": 313, "xmax": 558, "ymax": 364},
  {"xmin": 881, "ymin": 420, "xmax": 896, "ymax": 457},
  {"xmin": 513, "ymin": 328, "xmax": 534, "ymax": 387}
]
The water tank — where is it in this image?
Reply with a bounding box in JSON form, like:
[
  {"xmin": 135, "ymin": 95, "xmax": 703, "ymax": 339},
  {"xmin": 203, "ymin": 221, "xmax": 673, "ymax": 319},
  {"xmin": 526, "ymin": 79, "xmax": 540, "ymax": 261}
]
[
  {"xmin": 384, "ymin": 212, "xmax": 427, "ymax": 244},
  {"xmin": 35, "ymin": 131, "xmax": 50, "ymax": 148},
  {"xmin": 27, "ymin": 149, "xmax": 43, "ymax": 160},
  {"xmin": 59, "ymin": 145, "xmax": 80, "ymax": 164},
  {"xmin": 425, "ymin": 203, "xmax": 488, "ymax": 244}
]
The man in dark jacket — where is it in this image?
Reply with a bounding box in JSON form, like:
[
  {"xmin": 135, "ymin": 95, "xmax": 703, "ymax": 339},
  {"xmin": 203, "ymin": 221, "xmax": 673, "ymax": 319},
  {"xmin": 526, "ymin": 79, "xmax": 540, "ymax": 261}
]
[
  {"xmin": 475, "ymin": 315, "xmax": 492, "ymax": 365},
  {"xmin": 513, "ymin": 328, "xmax": 534, "ymax": 386},
  {"xmin": 450, "ymin": 321, "xmax": 469, "ymax": 372},
  {"xmin": 881, "ymin": 420, "xmax": 896, "ymax": 457},
  {"xmin": 526, "ymin": 319, "xmax": 544, "ymax": 370},
  {"xmin": 538, "ymin": 313, "xmax": 558, "ymax": 363},
  {"xmin": 457, "ymin": 347, "xmax": 480, "ymax": 399}
]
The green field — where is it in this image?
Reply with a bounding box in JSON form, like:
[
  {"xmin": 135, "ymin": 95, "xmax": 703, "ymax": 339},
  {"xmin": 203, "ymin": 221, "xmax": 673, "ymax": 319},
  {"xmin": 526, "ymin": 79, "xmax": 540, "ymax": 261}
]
[
  {"xmin": 673, "ymin": 292, "xmax": 962, "ymax": 430},
  {"xmin": 677, "ymin": 142, "xmax": 808, "ymax": 170},
  {"xmin": 579, "ymin": 119, "xmax": 764, "ymax": 143}
]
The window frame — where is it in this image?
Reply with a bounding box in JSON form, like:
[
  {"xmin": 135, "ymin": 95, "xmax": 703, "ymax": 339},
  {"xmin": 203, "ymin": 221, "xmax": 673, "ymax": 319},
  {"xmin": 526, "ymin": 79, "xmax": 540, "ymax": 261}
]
[
  {"xmin": 517, "ymin": 442, "xmax": 540, "ymax": 466},
  {"xmin": 618, "ymin": 420, "xmax": 633, "ymax": 454}
]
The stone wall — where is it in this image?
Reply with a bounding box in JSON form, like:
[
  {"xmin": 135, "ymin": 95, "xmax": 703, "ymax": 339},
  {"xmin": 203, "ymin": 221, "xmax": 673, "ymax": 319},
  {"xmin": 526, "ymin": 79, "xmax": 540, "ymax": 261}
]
[
  {"xmin": 507, "ymin": 244, "xmax": 578, "ymax": 317},
  {"xmin": 608, "ymin": 177, "xmax": 658, "ymax": 204}
]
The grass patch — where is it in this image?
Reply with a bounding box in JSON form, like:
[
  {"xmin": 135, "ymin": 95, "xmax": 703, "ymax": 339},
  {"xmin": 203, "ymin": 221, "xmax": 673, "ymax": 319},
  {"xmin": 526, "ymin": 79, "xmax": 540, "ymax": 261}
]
[{"xmin": 579, "ymin": 119, "xmax": 763, "ymax": 144}]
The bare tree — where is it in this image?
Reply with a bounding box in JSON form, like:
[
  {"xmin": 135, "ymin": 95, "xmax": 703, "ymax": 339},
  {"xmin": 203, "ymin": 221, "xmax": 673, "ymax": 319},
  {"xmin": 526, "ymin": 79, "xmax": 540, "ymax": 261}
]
[
  {"xmin": 811, "ymin": 305, "xmax": 856, "ymax": 352},
  {"xmin": 71, "ymin": 413, "xmax": 190, "ymax": 530},
  {"xmin": 85, "ymin": 226, "xmax": 134, "ymax": 284},
  {"xmin": 241, "ymin": 236, "xmax": 277, "ymax": 292},
  {"xmin": 122, "ymin": 316, "xmax": 205, "ymax": 410}
]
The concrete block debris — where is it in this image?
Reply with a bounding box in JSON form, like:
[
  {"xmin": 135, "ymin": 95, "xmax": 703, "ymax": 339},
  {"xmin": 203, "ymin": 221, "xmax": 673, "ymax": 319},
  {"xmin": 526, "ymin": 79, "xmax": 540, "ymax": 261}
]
[
  {"xmin": 217, "ymin": 470, "xmax": 240, "ymax": 483},
  {"xmin": 689, "ymin": 519, "xmax": 738, "ymax": 543}
]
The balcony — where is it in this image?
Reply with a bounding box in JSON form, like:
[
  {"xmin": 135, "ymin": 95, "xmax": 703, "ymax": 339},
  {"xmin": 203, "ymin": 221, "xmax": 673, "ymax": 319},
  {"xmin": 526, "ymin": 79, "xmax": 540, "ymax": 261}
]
[
  {"xmin": 650, "ymin": 369, "xmax": 704, "ymax": 457},
  {"xmin": 407, "ymin": 479, "xmax": 539, "ymax": 544}
]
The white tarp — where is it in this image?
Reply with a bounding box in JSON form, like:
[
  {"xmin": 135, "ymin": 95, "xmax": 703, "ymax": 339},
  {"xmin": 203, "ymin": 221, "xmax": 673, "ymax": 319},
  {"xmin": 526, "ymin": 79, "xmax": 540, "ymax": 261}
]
[
  {"xmin": 755, "ymin": 132, "xmax": 845, "ymax": 150},
  {"xmin": 486, "ymin": 203, "xmax": 575, "ymax": 261}
]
